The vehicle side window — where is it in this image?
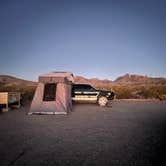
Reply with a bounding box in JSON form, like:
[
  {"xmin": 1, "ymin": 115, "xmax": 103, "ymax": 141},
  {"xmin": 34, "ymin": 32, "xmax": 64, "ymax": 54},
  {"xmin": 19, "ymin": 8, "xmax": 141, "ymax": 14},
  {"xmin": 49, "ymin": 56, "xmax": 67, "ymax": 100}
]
[
  {"xmin": 73, "ymin": 84, "xmax": 96, "ymax": 92},
  {"xmin": 73, "ymin": 85, "xmax": 82, "ymax": 91},
  {"xmin": 83, "ymin": 85, "xmax": 94, "ymax": 92}
]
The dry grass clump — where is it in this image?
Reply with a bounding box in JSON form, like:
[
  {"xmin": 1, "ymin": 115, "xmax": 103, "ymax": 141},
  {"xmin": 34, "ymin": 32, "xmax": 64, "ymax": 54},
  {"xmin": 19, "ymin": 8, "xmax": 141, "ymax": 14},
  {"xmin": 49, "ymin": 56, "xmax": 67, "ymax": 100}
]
[
  {"xmin": 95, "ymin": 84, "xmax": 166, "ymax": 99},
  {"xmin": 1, "ymin": 84, "xmax": 166, "ymax": 101}
]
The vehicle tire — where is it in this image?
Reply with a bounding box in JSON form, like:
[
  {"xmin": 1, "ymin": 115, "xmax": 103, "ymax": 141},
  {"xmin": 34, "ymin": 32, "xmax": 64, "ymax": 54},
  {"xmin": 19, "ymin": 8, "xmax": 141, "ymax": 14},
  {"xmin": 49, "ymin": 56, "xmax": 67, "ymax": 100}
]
[{"xmin": 98, "ymin": 96, "xmax": 108, "ymax": 106}]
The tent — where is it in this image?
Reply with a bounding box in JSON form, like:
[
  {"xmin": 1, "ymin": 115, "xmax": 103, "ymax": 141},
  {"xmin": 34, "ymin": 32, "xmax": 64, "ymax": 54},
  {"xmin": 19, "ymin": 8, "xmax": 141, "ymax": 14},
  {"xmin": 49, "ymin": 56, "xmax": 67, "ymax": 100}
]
[{"xmin": 29, "ymin": 71, "xmax": 74, "ymax": 115}]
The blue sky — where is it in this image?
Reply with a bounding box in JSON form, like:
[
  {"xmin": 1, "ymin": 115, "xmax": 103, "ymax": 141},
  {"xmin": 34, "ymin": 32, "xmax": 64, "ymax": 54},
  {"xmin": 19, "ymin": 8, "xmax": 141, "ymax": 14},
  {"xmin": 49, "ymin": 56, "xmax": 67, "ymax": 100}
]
[{"xmin": 0, "ymin": 0, "xmax": 166, "ymax": 81}]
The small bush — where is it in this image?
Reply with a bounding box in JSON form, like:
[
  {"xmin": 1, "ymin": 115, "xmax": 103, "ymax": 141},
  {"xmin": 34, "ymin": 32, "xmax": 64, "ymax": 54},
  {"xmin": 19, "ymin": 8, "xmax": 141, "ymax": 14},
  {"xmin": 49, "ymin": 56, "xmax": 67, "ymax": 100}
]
[
  {"xmin": 0, "ymin": 85, "xmax": 37, "ymax": 104},
  {"xmin": 95, "ymin": 84, "xmax": 166, "ymax": 99}
]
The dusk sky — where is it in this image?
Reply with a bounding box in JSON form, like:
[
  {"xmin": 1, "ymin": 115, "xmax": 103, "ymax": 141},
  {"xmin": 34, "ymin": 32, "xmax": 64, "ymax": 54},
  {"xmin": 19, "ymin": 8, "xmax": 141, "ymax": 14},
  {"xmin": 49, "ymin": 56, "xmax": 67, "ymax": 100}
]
[{"xmin": 0, "ymin": 0, "xmax": 166, "ymax": 81}]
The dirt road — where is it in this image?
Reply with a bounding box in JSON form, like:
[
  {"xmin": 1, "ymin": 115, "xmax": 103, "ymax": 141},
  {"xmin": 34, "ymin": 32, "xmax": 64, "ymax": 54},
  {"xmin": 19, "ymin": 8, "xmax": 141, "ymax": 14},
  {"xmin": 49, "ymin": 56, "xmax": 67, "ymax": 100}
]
[{"xmin": 0, "ymin": 101, "xmax": 166, "ymax": 166}]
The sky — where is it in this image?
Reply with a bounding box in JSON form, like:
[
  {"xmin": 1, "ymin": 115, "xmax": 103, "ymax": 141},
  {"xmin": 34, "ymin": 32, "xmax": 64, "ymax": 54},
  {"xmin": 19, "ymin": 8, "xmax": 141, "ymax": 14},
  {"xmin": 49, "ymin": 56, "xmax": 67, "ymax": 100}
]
[{"xmin": 0, "ymin": 0, "xmax": 166, "ymax": 81}]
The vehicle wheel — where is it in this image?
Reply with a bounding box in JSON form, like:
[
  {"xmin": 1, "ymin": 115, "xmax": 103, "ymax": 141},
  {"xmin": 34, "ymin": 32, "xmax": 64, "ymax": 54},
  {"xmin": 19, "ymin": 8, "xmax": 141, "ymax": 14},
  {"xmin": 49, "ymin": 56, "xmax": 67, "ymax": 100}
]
[{"xmin": 98, "ymin": 96, "xmax": 108, "ymax": 106}]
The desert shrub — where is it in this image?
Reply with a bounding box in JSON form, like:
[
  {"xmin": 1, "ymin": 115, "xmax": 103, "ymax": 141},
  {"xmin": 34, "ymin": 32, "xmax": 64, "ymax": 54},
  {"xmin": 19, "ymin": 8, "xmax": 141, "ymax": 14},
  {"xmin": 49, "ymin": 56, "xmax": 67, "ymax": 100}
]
[
  {"xmin": 95, "ymin": 85, "xmax": 133, "ymax": 99},
  {"xmin": 154, "ymin": 86, "xmax": 166, "ymax": 95},
  {"xmin": 95, "ymin": 84, "xmax": 166, "ymax": 99},
  {"xmin": 112, "ymin": 86, "xmax": 133, "ymax": 99},
  {"xmin": 136, "ymin": 86, "xmax": 153, "ymax": 98},
  {"xmin": 1, "ymin": 83, "xmax": 165, "ymax": 100},
  {"xmin": 0, "ymin": 86, "xmax": 18, "ymax": 92},
  {"xmin": 20, "ymin": 86, "xmax": 36, "ymax": 103},
  {"xmin": 134, "ymin": 86, "xmax": 166, "ymax": 99},
  {"xmin": 0, "ymin": 85, "xmax": 36, "ymax": 104}
]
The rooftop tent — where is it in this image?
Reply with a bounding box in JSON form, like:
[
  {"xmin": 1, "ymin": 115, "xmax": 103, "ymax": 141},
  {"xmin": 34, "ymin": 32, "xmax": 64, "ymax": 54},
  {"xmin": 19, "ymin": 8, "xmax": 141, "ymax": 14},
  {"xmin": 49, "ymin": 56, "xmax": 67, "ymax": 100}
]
[{"xmin": 29, "ymin": 72, "xmax": 74, "ymax": 115}]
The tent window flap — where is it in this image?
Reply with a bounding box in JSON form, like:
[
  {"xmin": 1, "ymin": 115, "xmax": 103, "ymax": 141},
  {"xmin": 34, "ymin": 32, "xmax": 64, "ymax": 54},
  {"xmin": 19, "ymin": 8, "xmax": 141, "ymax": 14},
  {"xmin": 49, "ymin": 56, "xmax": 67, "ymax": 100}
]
[{"xmin": 43, "ymin": 83, "xmax": 57, "ymax": 101}]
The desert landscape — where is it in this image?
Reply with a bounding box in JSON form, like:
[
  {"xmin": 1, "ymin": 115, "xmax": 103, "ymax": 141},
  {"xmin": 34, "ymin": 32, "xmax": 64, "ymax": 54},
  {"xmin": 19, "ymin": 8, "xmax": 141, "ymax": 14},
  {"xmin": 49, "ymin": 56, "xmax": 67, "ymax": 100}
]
[
  {"xmin": 0, "ymin": 74, "xmax": 166, "ymax": 103},
  {"xmin": 0, "ymin": 74, "xmax": 166, "ymax": 166},
  {"xmin": 1, "ymin": 0, "xmax": 166, "ymax": 165}
]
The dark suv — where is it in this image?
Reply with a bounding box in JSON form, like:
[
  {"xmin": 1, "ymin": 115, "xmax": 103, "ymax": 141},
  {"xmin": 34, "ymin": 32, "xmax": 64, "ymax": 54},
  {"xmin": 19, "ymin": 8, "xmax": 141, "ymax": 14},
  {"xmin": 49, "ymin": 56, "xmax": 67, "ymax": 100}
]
[{"xmin": 72, "ymin": 84, "xmax": 115, "ymax": 106}]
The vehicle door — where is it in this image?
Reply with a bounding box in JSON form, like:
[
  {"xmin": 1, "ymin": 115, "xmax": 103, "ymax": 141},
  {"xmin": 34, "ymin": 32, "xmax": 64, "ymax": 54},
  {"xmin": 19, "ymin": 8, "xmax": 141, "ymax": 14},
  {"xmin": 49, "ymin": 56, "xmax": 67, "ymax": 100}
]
[
  {"xmin": 82, "ymin": 85, "xmax": 99, "ymax": 101},
  {"xmin": 72, "ymin": 85, "xmax": 84, "ymax": 101}
]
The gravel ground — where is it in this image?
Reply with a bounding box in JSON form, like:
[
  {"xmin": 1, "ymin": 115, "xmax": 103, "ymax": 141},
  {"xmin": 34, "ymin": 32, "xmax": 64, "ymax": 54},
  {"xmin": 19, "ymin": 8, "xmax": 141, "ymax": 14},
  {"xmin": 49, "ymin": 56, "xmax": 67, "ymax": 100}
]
[{"xmin": 0, "ymin": 100, "xmax": 166, "ymax": 166}]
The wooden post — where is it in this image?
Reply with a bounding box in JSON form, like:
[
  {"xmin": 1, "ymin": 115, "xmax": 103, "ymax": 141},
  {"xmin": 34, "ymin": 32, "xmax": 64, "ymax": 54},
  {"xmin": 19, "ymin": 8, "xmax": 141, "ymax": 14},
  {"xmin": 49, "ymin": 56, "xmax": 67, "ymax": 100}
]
[
  {"xmin": 18, "ymin": 92, "xmax": 21, "ymax": 108},
  {"xmin": 6, "ymin": 94, "xmax": 9, "ymax": 111}
]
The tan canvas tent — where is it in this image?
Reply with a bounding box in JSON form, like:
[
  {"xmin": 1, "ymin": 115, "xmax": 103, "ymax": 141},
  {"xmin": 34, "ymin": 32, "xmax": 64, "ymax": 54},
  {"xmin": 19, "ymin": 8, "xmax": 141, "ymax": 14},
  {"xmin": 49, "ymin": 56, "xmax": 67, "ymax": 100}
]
[{"xmin": 29, "ymin": 71, "xmax": 74, "ymax": 115}]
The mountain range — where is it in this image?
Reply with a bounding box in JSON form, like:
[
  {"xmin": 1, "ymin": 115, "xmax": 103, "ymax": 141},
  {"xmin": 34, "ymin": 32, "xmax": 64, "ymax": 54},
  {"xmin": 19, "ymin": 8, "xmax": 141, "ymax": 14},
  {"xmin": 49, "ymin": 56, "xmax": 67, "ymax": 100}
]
[
  {"xmin": 75, "ymin": 74, "xmax": 166, "ymax": 86},
  {"xmin": 0, "ymin": 74, "xmax": 166, "ymax": 87}
]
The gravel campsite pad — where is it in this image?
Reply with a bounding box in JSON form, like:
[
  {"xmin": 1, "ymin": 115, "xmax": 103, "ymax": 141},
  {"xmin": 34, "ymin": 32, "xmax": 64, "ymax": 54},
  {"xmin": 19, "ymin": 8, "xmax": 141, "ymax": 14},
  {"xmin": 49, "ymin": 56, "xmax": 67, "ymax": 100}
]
[{"xmin": 0, "ymin": 100, "xmax": 166, "ymax": 166}]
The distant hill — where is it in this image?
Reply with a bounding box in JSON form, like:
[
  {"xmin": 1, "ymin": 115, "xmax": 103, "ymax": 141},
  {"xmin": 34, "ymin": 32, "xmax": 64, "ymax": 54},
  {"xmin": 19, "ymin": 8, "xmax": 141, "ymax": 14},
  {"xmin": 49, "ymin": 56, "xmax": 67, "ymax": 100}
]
[
  {"xmin": 0, "ymin": 74, "xmax": 166, "ymax": 99},
  {"xmin": 0, "ymin": 75, "xmax": 37, "ymax": 87},
  {"xmin": 75, "ymin": 74, "xmax": 166, "ymax": 86},
  {"xmin": 0, "ymin": 74, "xmax": 165, "ymax": 88},
  {"xmin": 74, "ymin": 76, "xmax": 112, "ymax": 86},
  {"xmin": 114, "ymin": 74, "xmax": 166, "ymax": 85}
]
